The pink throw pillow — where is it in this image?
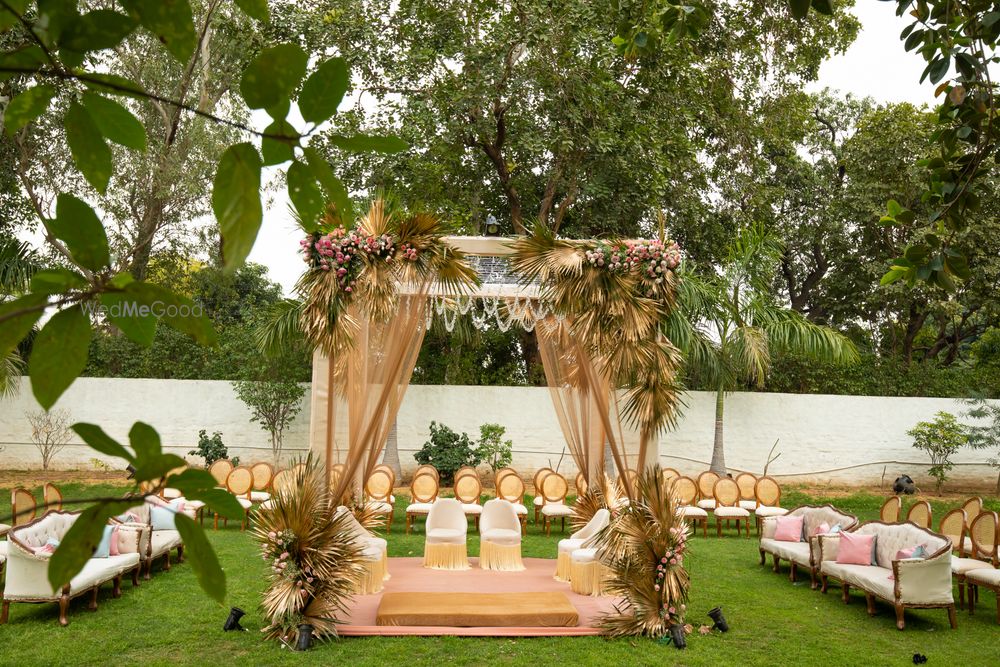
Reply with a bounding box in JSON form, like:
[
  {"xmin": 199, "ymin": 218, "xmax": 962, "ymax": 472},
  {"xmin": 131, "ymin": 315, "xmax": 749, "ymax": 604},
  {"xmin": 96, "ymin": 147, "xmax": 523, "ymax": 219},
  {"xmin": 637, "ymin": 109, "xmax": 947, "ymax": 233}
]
[
  {"xmin": 774, "ymin": 515, "xmax": 804, "ymax": 542},
  {"xmin": 109, "ymin": 525, "xmax": 120, "ymax": 557},
  {"xmin": 812, "ymin": 522, "xmax": 831, "ymax": 536},
  {"xmin": 836, "ymin": 531, "xmax": 875, "ymax": 566}
]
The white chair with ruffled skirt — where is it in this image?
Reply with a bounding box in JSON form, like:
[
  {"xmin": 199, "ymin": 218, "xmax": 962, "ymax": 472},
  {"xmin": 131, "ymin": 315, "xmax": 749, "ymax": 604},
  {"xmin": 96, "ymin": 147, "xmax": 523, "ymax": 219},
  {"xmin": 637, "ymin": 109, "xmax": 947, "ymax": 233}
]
[{"xmin": 423, "ymin": 498, "xmax": 469, "ymax": 570}]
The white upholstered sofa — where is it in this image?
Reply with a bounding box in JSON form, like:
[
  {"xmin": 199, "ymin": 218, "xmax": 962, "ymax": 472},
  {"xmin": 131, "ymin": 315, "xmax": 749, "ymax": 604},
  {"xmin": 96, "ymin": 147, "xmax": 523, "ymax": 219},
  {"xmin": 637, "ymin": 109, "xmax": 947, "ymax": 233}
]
[
  {"xmin": 118, "ymin": 498, "xmax": 196, "ymax": 579},
  {"xmin": 759, "ymin": 505, "xmax": 858, "ymax": 589},
  {"xmin": 1, "ymin": 511, "xmax": 143, "ymax": 626},
  {"xmin": 818, "ymin": 521, "xmax": 956, "ymax": 630}
]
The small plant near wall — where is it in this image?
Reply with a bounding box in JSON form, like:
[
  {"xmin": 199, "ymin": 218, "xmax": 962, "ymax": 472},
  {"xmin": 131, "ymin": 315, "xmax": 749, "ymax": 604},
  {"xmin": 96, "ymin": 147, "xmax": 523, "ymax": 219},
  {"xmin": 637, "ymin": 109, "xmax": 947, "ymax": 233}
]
[
  {"xmin": 232, "ymin": 379, "xmax": 306, "ymax": 463},
  {"xmin": 908, "ymin": 411, "xmax": 968, "ymax": 491},
  {"xmin": 477, "ymin": 423, "xmax": 513, "ymax": 474},
  {"xmin": 26, "ymin": 409, "xmax": 73, "ymax": 470},
  {"xmin": 414, "ymin": 421, "xmax": 480, "ymax": 485},
  {"xmin": 189, "ymin": 430, "xmax": 239, "ymax": 467}
]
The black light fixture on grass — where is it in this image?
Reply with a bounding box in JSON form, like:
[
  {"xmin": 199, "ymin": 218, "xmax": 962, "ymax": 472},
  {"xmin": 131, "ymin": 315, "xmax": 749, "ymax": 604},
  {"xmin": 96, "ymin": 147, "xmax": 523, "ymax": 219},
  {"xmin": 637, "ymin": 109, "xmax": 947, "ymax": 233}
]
[
  {"xmin": 707, "ymin": 606, "xmax": 729, "ymax": 632},
  {"xmin": 668, "ymin": 623, "xmax": 686, "ymax": 649},
  {"xmin": 296, "ymin": 623, "xmax": 315, "ymax": 651},
  {"xmin": 125, "ymin": 464, "xmax": 137, "ymax": 480},
  {"xmin": 484, "ymin": 214, "xmax": 501, "ymax": 236},
  {"xmin": 223, "ymin": 607, "xmax": 247, "ymax": 632}
]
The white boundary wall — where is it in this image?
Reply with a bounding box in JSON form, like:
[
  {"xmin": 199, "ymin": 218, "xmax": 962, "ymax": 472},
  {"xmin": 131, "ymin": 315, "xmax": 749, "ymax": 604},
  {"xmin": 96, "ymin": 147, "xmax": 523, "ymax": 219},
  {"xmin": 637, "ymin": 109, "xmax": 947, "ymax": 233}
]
[{"xmin": 0, "ymin": 377, "xmax": 996, "ymax": 489}]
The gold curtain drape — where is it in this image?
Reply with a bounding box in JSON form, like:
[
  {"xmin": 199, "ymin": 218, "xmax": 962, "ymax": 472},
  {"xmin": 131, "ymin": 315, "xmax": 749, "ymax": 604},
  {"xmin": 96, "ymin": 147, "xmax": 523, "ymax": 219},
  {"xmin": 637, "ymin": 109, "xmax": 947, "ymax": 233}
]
[
  {"xmin": 536, "ymin": 318, "xmax": 634, "ymax": 497},
  {"xmin": 311, "ymin": 286, "xmax": 431, "ymax": 502}
]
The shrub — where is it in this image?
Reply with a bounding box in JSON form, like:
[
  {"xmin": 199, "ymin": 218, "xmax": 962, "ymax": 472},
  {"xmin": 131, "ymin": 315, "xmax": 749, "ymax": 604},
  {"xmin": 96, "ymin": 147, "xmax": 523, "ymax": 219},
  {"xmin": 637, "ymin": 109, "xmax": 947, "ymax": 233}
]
[
  {"xmin": 907, "ymin": 411, "xmax": 968, "ymax": 491},
  {"xmin": 477, "ymin": 423, "xmax": 513, "ymax": 474},
  {"xmin": 414, "ymin": 421, "xmax": 480, "ymax": 485},
  {"xmin": 189, "ymin": 430, "xmax": 239, "ymax": 467}
]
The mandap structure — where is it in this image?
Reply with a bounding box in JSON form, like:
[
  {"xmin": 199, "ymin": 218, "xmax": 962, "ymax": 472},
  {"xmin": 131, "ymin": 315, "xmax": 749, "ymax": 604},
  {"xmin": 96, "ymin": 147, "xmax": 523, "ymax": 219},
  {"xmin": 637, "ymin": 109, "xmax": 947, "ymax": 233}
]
[{"xmin": 300, "ymin": 201, "xmax": 685, "ymax": 504}]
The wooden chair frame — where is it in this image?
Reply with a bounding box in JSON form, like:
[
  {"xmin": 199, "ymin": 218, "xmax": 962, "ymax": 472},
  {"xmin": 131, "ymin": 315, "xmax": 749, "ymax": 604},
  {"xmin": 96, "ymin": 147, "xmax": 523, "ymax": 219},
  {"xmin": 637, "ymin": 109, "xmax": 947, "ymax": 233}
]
[
  {"xmin": 216, "ymin": 466, "xmax": 253, "ymax": 531},
  {"xmin": 696, "ymin": 471, "xmax": 719, "ymax": 503},
  {"xmin": 208, "ymin": 459, "xmax": 234, "ymax": 487},
  {"xmin": 43, "ymin": 482, "xmax": 63, "ymax": 513},
  {"xmin": 574, "ymin": 471, "xmax": 588, "ymax": 496},
  {"xmin": 365, "ymin": 468, "xmax": 395, "ymax": 532},
  {"xmin": 532, "ymin": 468, "xmax": 554, "ymax": 524},
  {"xmin": 496, "ymin": 472, "xmax": 527, "ymax": 536},
  {"xmin": 454, "ymin": 474, "xmax": 483, "ymax": 530},
  {"xmin": 11, "ymin": 487, "xmax": 36, "ymax": 527},
  {"xmin": 713, "ymin": 477, "xmax": 750, "ymax": 537},
  {"xmin": 753, "ymin": 476, "xmax": 783, "ymax": 534},
  {"xmin": 905, "ymin": 500, "xmax": 932, "ymax": 530},
  {"xmin": 965, "ymin": 511, "xmax": 1000, "ymax": 624},
  {"xmin": 406, "ymin": 472, "xmax": 440, "ymax": 534},
  {"xmin": 672, "ymin": 476, "xmax": 707, "ymax": 538},
  {"xmin": 250, "ymin": 462, "xmax": 275, "ymax": 492},
  {"xmin": 879, "ymin": 495, "xmax": 902, "ymax": 523},
  {"xmin": 540, "ymin": 472, "xmax": 569, "ymax": 536}
]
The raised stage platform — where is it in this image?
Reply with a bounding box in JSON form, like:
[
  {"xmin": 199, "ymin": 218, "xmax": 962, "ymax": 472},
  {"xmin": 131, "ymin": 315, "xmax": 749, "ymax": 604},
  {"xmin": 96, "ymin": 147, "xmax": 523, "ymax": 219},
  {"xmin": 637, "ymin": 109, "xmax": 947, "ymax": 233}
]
[{"xmin": 336, "ymin": 557, "xmax": 619, "ymax": 637}]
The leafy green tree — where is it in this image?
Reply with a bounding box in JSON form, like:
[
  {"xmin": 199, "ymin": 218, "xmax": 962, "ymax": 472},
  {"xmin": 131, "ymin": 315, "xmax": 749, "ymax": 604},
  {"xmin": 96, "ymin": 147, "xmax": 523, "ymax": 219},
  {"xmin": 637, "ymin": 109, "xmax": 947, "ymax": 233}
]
[
  {"xmin": 908, "ymin": 411, "xmax": 969, "ymax": 491},
  {"xmin": 477, "ymin": 423, "xmax": 513, "ymax": 475},
  {"xmin": 681, "ymin": 225, "xmax": 859, "ymax": 473},
  {"xmin": 188, "ymin": 429, "xmax": 236, "ymax": 467},
  {"xmin": 414, "ymin": 421, "xmax": 480, "ymax": 486},
  {"xmin": 963, "ymin": 394, "xmax": 1000, "ymax": 493}
]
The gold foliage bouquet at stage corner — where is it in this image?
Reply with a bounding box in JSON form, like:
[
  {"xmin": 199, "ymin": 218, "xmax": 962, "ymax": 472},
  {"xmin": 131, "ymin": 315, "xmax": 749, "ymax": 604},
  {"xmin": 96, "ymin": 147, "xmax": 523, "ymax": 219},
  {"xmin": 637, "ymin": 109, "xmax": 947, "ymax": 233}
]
[
  {"xmin": 296, "ymin": 199, "xmax": 478, "ymax": 355},
  {"xmin": 595, "ymin": 466, "xmax": 692, "ymax": 639},
  {"xmin": 251, "ymin": 457, "xmax": 372, "ymax": 643}
]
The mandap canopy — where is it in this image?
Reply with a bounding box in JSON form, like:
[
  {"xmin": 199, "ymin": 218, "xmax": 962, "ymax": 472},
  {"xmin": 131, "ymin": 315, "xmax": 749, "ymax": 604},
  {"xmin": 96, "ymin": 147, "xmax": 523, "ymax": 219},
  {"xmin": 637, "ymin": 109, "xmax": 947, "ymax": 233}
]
[{"xmin": 300, "ymin": 203, "xmax": 684, "ymax": 502}]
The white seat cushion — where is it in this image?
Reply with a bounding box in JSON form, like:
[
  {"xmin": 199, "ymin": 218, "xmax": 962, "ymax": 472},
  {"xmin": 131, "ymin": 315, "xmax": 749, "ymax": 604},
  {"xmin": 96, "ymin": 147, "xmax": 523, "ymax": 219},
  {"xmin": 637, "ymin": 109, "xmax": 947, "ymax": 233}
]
[
  {"xmin": 680, "ymin": 506, "xmax": 708, "ymax": 518},
  {"xmin": 70, "ymin": 553, "xmax": 141, "ymax": 593},
  {"xmin": 461, "ymin": 503, "xmax": 483, "ymax": 515},
  {"xmin": 821, "ymin": 562, "xmax": 895, "ymax": 600},
  {"xmin": 236, "ymin": 498, "xmax": 253, "ymax": 510},
  {"xmin": 533, "ymin": 496, "xmax": 546, "ymax": 506},
  {"xmin": 696, "ymin": 499, "xmax": 716, "ymax": 510},
  {"xmin": 966, "ymin": 567, "xmax": 1000, "ymax": 586},
  {"xmin": 511, "ymin": 503, "xmax": 528, "ymax": 515},
  {"xmin": 714, "ymin": 506, "xmax": 750, "ymax": 518},
  {"xmin": 368, "ymin": 501, "xmax": 393, "ymax": 513},
  {"xmin": 183, "ymin": 500, "xmax": 206, "ymax": 511},
  {"xmin": 406, "ymin": 502, "xmax": 434, "ymax": 514},
  {"xmin": 738, "ymin": 500, "xmax": 757, "ymax": 510},
  {"xmin": 260, "ymin": 499, "xmax": 276, "ymax": 511},
  {"xmin": 755, "ymin": 506, "xmax": 788, "ymax": 518},
  {"xmin": 760, "ymin": 537, "xmax": 811, "ymax": 566},
  {"xmin": 162, "ymin": 488, "xmax": 182, "ymax": 500},
  {"xmin": 150, "ymin": 530, "xmax": 182, "ymax": 558},
  {"xmin": 481, "ymin": 528, "xmax": 520, "ymax": 546},
  {"xmin": 541, "ymin": 504, "xmax": 574, "ymax": 518},
  {"xmin": 427, "ymin": 527, "xmax": 466, "ymax": 544},
  {"xmin": 952, "ymin": 556, "xmax": 993, "ymax": 574},
  {"xmin": 571, "ymin": 547, "xmax": 597, "ymax": 564},
  {"xmin": 250, "ymin": 491, "xmax": 270, "ymax": 503},
  {"xmin": 558, "ymin": 538, "xmax": 585, "ymax": 555}
]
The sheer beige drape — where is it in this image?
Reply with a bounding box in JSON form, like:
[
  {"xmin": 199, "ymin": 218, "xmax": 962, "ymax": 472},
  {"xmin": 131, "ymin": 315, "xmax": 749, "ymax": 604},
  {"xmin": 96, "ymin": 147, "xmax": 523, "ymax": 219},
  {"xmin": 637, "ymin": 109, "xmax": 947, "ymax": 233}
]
[
  {"xmin": 309, "ymin": 287, "xmax": 430, "ymax": 501},
  {"xmin": 536, "ymin": 318, "xmax": 634, "ymax": 497}
]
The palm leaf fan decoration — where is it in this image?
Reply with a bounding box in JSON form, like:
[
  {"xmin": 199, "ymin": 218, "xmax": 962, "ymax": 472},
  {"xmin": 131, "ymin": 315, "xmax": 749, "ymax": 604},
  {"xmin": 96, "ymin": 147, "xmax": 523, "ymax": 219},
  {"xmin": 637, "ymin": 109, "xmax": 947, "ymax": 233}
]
[
  {"xmin": 595, "ymin": 466, "xmax": 691, "ymax": 638},
  {"xmin": 251, "ymin": 457, "xmax": 369, "ymax": 642}
]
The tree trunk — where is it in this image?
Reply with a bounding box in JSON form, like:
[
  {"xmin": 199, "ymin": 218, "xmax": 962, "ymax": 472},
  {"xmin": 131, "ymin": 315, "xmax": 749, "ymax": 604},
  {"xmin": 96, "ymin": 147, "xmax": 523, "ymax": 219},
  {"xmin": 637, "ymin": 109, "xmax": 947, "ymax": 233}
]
[
  {"xmin": 603, "ymin": 440, "xmax": 615, "ymax": 479},
  {"xmin": 382, "ymin": 420, "xmax": 402, "ymax": 479},
  {"xmin": 710, "ymin": 384, "xmax": 727, "ymax": 474}
]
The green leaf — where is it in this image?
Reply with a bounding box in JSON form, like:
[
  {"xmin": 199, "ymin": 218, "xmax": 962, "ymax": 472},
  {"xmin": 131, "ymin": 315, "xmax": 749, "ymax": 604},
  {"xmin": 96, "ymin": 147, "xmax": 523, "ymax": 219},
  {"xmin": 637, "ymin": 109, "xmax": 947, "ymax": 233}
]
[
  {"xmin": 287, "ymin": 160, "xmax": 325, "ymax": 230},
  {"xmin": 328, "ymin": 133, "xmax": 409, "ymax": 154},
  {"xmin": 121, "ymin": 282, "xmax": 216, "ymax": 345},
  {"xmin": 120, "ymin": 0, "xmax": 197, "ymax": 62},
  {"xmin": 304, "ymin": 146, "xmax": 353, "ymax": 223},
  {"xmin": 0, "ymin": 45, "xmax": 46, "ymax": 82},
  {"xmin": 261, "ymin": 119, "xmax": 298, "ymax": 166},
  {"xmin": 0, "ymin": 0, "xmax": 29, "ymax": 32},
  {"xmin": 299, "ymin": 57, "xmax": 349, "ymax": 124},
  {"xmin": 65, "ymin": 102, "xmax": 113, "ymax": 193},
  {"xmin": 810, "ymin": 0, "xmax": 833, "ymax": 15},
  {"xmin": 72, "ymin": 423, "xmax": 136, "ymax": 463},
  {"xmin": 82, "ymin": 92, "xmax": 147, "ymax": 151},
  {"xmin": 174, "ymin": 514, "xmax": 226, "ymax": 603},
  {"xmin": 133, "ymin": 453, "xmax": 187, "ymax": 482},
  {"xmin": 60, "ymin": 10, "xmax": 137, "ymax": 53},
  {"xmin": 3, "ymin": 85, "xmax": 56, "ymax": 136},
  {"xmin": 239, "ymin": 43, "xmax": 308, "ymax": 110},
  {"xmin": 81, "ymin": 73, "xmax": 147, "ymax": 99},
  {"xmin": 789, "ymin": 0, "xmax": 811, "ymax": 20},
  {"xmin": 903, "ymin": 29, "xmax": 924, "ymax": 52},
  {"xmin": 234, "ymin": 0, "xmax": 269, "ymax": 22},
  {"xmin": 29, "ymin": 306, "xmax": 92, "ymax": 410},
  {"xmin": 100, "ymin": 291, "xmax": 158, "ymax": 345},
  {"xmin": 181, "ymin": 487, "xmax": 245, "ymax": 521},
  {"xmin": 128, "ymin": 421, "xmax": 162, "ymax": 459},
  {"xmin": 48, "ymin": 501, "xmax": 135, "ymax": 592},
  {"xmin": 945, "ymin": 254, "xmax": 971, "ymax": 281},
  {"xmin": 886, "ymin": 199, "xmax": 903, "ymax": 217},
  {"xmin": 0, "ymin": 293, "xmax": 47, "ymax": 359},
  {"xmin": 212, "ymin": 143, "xmax": 263, "ymax": 270},
  {"xmin": 167, "ymin": 468, "xmax": 218, "ymax": 495},
  {"xmin": 880, "ymin": 268, "xmax": 906, "ymax": 286},
  {"xmin": 927, "ymin": 57, "xmax": 950, "ymax": 85},
  {"xmin": 30, "ymin": 268, "xmax": 88, "ymax": 294},
  {"xmin": 896, "ymin": 209, "xmax": 916, "ymax": 225},
  {"xmin": 47, "ymin": 193, "xmax": 111, "ymax": 271}
]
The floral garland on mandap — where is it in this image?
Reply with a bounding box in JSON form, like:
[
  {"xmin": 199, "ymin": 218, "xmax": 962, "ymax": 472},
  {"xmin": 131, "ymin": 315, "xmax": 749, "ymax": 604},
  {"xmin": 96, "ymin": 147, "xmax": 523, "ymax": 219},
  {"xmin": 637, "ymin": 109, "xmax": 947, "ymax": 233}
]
[{"xmin": 297, "ymin": 200, "xmax": 478, "ymax": 354}]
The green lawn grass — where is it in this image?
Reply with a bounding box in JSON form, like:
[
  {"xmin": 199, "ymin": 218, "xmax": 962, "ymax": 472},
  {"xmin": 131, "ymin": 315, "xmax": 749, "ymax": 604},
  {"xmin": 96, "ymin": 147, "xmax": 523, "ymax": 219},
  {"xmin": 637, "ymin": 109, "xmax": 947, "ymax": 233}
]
[{"xmin": 1, "ymin": 483, "xmax": 998, "ymax": 667}]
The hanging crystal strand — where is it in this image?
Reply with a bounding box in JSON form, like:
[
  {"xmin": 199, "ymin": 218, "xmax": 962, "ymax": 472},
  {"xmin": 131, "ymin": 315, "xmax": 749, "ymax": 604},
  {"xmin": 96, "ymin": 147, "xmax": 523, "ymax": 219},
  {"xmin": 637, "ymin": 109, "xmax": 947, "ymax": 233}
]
[
  {"xmin": 443, "ymin": 304, "xmax": 458, "ymax": 332},
  {"xmin": 458, "ymin": 295, "xmax": 473, "ymax": 314}
]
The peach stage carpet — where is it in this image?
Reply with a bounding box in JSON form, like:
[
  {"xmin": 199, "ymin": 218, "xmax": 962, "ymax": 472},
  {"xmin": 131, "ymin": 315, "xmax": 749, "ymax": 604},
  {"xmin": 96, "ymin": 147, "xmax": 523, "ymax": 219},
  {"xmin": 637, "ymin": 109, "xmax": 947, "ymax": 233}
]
[{"xmin": 336, "ymin": 557, "xmax": 619, "ymax": 636}]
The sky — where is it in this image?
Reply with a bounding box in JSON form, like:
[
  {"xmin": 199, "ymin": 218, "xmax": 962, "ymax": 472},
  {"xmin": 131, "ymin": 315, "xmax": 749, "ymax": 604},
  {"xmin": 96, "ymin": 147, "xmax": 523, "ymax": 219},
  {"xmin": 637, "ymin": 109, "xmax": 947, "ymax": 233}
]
[{"xmin": 249, "ymin": 2, "xmax": 936, "ymax": 294}]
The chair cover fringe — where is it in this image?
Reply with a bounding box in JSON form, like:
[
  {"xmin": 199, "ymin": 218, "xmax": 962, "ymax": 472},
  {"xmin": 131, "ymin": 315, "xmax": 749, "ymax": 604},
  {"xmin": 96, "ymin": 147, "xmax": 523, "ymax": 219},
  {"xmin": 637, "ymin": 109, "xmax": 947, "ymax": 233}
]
[
  {"xmin": 423, "ymin": 542, "xmax": 469, "ymax": 570},
  {"xmin": 479, "ymin": 540, "xmax": 525, "ymax": 571},
  {"xmin": 357, "ymin": 557, "xmax": 385, "ymax": 594},
  {"xmin": 554, "ymin": 551, "xmax": 573, "ymax": 581},
  {"xmin": 569, "ymin": 560, "xmax": 608, "ymax": 597}
]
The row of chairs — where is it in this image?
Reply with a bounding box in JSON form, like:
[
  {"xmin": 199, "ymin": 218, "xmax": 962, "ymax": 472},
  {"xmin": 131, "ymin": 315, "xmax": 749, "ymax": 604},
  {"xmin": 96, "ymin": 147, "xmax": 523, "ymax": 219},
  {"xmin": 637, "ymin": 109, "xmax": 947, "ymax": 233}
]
[
  {"xmin": 672, "ymin": 471, "xmax": 787, "ymax": 537},
  {"xmin": 878, "ymin": 495, "xmax": 984, "ymax": 532},
  {"xmin": 6, "ymin": 483, "xmax": 64, "ymax": 529}
]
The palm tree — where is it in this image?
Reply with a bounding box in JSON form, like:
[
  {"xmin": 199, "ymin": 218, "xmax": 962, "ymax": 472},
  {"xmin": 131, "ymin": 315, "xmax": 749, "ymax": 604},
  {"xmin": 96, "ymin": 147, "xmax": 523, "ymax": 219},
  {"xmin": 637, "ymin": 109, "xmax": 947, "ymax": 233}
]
[
  {"xmin": 676, "ymin": 225, "xmax": 859, "ymax": 474},
  {"xmin": 0, "ymin": 237, "xmax": 40, "ymax": 398}
]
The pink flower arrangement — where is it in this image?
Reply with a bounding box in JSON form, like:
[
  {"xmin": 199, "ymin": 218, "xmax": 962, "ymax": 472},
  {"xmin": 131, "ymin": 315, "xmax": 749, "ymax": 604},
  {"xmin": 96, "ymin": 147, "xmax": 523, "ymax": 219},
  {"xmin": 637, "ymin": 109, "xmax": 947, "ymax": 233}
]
[
  {"xmin": 583, "ymin": 238, "xmax": 682, "ymax": 288},
  {"xmin": 300, "ymin": 227, "xmax": 407, "ymax": 293}
]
